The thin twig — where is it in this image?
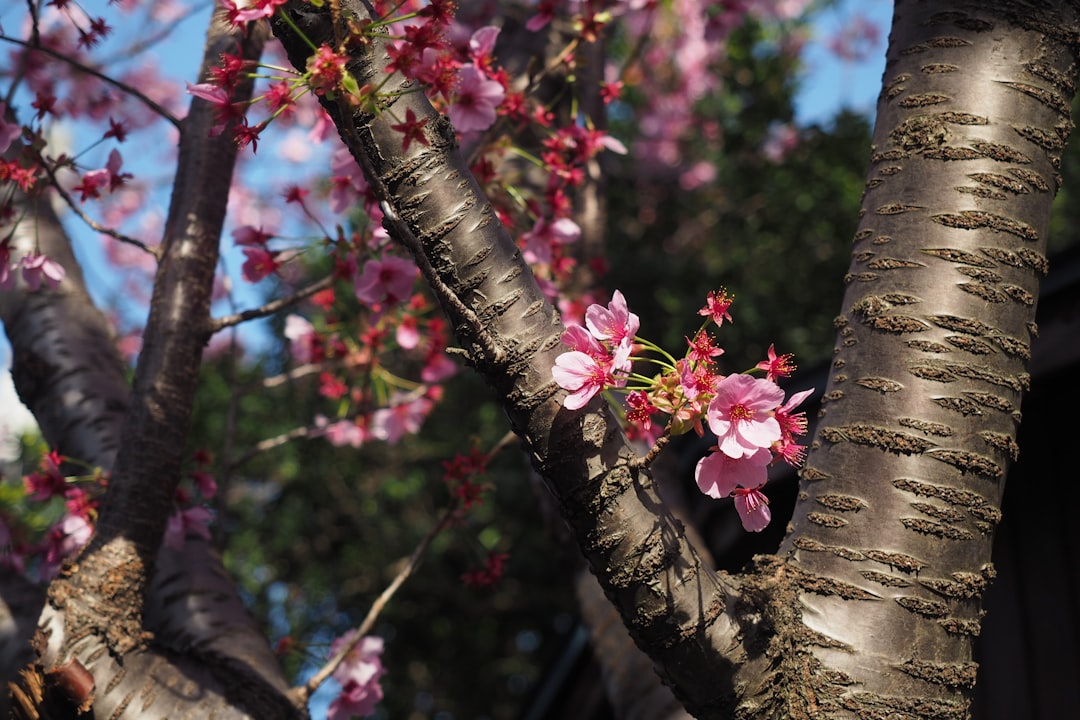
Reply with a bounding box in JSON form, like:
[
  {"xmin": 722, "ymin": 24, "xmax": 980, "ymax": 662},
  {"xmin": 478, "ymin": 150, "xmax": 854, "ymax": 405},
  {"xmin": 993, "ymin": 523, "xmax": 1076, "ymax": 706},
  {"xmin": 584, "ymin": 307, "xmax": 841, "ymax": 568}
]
[
  {"xmin": 258, "ymin": 360, "xmax": 337, "ymax": 389},
  {"xmin": 0, "ymin": 33, "xmax": 183, "ymax": 129},
  {"xmin": 288, "ymin": 424, "xmax": 521, "ymax": 704},
  {"xmin": 226, "ymin": 424, "xmax": 315, "ymax": 471},
  {"xmin": 629, "ymin": 432, "xmax": 671, "ymax": 469},
  {"xmin": 207, "ymin": 274, "xmax": 334, "ymax": 334},
  {"xmin": 34, "ymin": 151, "xmax": 160, "ymax": 258},
  {"xmin": 291, "ymin": 502, "xmax": 456, "ymax": 706}
]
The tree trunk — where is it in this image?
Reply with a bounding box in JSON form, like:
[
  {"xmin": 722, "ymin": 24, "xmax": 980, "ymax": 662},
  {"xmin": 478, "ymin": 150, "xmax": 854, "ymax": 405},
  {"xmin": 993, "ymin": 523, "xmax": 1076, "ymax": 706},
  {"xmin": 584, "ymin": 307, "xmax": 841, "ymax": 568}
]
[{"xmin": 763, "ymin": 1, "xmax": 1080, "ymax": 717}]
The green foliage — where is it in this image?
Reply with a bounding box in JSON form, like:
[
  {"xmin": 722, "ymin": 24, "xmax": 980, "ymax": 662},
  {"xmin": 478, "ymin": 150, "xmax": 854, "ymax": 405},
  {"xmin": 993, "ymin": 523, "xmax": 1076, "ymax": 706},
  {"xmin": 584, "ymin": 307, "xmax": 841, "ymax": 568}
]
[
  {"xmin": 189, "ymin": 351, "xmax": 580, "ymax": 718},
  {"xmin": 604, "ymin": 23, "xmax": 871, "ymax": 374}
]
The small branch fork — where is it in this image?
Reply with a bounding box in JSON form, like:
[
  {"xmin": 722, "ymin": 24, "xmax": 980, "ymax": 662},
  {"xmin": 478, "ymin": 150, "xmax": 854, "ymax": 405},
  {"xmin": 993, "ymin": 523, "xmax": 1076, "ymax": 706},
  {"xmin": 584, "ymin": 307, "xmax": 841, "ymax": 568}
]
[{"xmin": 289, "ymin": 428, "xmax": 519, "ymax": 708}]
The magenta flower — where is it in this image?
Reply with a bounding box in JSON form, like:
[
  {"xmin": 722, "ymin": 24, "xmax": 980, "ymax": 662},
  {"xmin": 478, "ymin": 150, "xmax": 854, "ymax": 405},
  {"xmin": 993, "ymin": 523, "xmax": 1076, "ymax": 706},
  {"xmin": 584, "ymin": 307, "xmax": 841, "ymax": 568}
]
[
  {"xmin": 706, "ymin": 373, "xmax": 784, "ymax": 458},
  {"xmin": 756, "ymin": 343, "xmax": 796, "ymax": 382},
  {"xmin": 699, "ymin": 289, "xmax": 734, "ymax": 327},
  {"xmin": 449, "ymin": 64, "xmax": 505, "ymax": 133},
  {"xmin": 354, "ymin": 255, "xmax": 417, "ymax": 308},
  {"xmin": 241, "ymin": 247, "xmax": 280, "ymax": 283}
]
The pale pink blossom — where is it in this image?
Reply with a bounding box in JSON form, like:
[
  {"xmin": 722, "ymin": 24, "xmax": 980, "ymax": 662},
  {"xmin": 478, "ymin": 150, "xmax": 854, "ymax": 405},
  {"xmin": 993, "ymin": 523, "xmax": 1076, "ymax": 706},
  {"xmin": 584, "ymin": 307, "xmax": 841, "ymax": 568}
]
[
  {"xmin": 396, "ymin": 315, "xmax": 420, "ymax": 349},
  {"xmin": 449, "ymin": 64, "xmax": 504, "ymax": 133},
  {"xmin": 522, "ymin": 216, "xmax": 580, "ymax": 266},
  {"xmin": 695, "ymin": 448, "xmax": 774, "ymax": 532},
  {"xmin": 371, "ymin": 395, "xmax": 433, "ymax": 443},
  {"xmin": 553, "ymin": 350, "xmax": 616, "ymax": 410},
  {"xmin": 315, "ymin": 415, "xmax": 372, "ymax": 448},
  {"xmin": 421, "ymin": 352, "xmax": 457, "ymax": 383},
  {"xmin": 560, "ymin": 324, "xmax": 604, "ymax": 355},
  {"xmin": 284, "ymin": 314, "xmax": 315, "ymax": 364},
  {"xmin": 706, "ymin": 374, "xmax": 784, "ymax": 459},
  {"xmin": 328, "ymin": 632, "xmax": 385, "ymax": 720},
  {"xmin": 695, "ymin": 447, "xmax": 771, "ymax": 499},
  {"xmin": 222, "ymin": 0, "xmax": 288, "ymax": 24},
  {"xmin": 41, "ymin": 514, "xmax": 93, "ymax": 580},
  {"xmin": 354, "ymin": 255, "xmax": 417, "ymax": 308},
  {"xmin": 19, "ymin": 253, "xmax": 66, "ymax": 291},
  {"xmin": 734, "ymin": 487, "xmax": 772, "ymax": 532},
  {"xmin": 585, "ymin": 290, "xmax": 639, "ymax": 349},
  {"xmin": 469, "ymin": 26, "xmax": 501, "ymax": 64}
]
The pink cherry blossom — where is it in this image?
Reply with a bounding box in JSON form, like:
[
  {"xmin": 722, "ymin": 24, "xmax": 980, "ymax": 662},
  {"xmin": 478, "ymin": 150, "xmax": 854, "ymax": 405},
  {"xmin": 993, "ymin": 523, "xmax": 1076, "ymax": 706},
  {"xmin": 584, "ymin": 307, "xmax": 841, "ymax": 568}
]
[
  {"xmin": 41, "ymin": 514, "xmax": 93, "ymax": 580},
  {"xmin": 449, "ymin": 64, "xmax": 505, "ymax": 133},
  {"xmin": 328, "ymin": 632, "xmax": 385, "ymax": 720},
  {"xmin": 315, "ymin": 415, "xmax": 372, "ymax": 448},
  {"xmin": 232, "ymin": 225, "xmax": 275, "ymax": 247},
  {"xmin": 553, "ymin": 350, "xmax": 618, "ymax": 410},
  {"xmin": 522, "ymin": 216, "xmax": 580, "ymax": 265},
  {"xmin": 706, "ymin": 373, "xmax": 784, "ymax": 458},
  {"xmin": 421, "ymin": 351, "xmax": 457, "ymax": 383},
  {"xmin": 354, "ymin": 255, "xmax": 417, "ymax": 308},
  {"xmin": 560, "ymin": 324, "xmax": 604, "ymax": 355},
  {"xmin": 241, "ymin": 246, "xmax": 280, "ymax": 283},
  {"xmin": 469, "ymin": 26, "xmax": 501, "ymax": 65},
  {"xmin": 694, "ymin": 447, "xmax": 771, "ymax": 499},
  {"xmin": 756, "ymin": 343, "xmax": 796, "ymax": 381},
  {"xmin": 733, "ymin": 487, "xmax": 772, "ymax": 532},
  {"xmin": 699, "ymin": 289, "xmax": 734, "ymax": 327},
  {"xmin": 585, "ymin": 290, "xmax": 639, "ymax": 348},
  {"xmin": 284, "ymin": 314, "xmax": 315, "ymax": 364},
  {"xmin": 371, "ymin": 395, "xmax": 433, "ymax": 443},
  {"xmin": 19, "ymin": 253, "xmax": 66, "ymax": 291}
]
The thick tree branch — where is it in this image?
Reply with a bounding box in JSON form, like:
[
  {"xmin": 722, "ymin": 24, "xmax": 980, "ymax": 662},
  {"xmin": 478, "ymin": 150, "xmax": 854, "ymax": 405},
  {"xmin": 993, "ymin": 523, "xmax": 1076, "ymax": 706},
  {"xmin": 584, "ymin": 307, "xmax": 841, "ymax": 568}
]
[
  {"xmin": 10, "ymin": 11, "xmax": 302, "ymax": 720},
  {"xmin": 270, "ymin": 3, "xmax": 750, "ymax": 716}
]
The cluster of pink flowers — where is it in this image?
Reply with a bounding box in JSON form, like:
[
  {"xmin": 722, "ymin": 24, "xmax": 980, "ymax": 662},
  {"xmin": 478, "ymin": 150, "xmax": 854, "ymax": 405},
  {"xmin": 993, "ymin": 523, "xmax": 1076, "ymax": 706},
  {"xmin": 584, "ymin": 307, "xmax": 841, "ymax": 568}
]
[{"xmin": 552, "ymin": 289, "xmax": 812, "ymax": 532}]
